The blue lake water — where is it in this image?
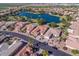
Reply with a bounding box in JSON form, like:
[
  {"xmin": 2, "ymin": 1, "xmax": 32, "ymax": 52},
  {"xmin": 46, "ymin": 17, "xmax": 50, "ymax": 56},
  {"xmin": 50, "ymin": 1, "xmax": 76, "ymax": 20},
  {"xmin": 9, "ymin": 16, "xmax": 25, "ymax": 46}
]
[{"xmin": 17, "ymin": 11, "xmax": 61, "ymax": 23}]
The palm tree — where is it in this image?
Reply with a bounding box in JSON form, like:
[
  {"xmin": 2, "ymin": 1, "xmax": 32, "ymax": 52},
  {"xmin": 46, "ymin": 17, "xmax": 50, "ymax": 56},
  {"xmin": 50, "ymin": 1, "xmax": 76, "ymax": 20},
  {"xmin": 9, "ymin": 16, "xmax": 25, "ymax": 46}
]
[
  {"xmin": 42, "ymin": 50, "xmax": 49, "ymax": 56},
  {"xmin": 28, "ymin": 37, "xmax": 34, "ymax": 46}
]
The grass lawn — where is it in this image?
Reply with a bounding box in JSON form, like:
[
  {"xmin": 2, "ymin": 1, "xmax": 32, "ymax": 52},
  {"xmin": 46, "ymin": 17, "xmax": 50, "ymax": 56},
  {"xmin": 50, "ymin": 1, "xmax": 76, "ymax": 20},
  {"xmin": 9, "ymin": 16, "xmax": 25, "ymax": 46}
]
[
  {"xmin": 29, "ymin": 6, "xmax": 51, "ymax": 8},
  {"xmin": 0, "ymin": 3, "xmax": 26, "ymax": 10},
  {"xmin": 52, "ymin": 14, "xmax": 66, "ymax": 21}
]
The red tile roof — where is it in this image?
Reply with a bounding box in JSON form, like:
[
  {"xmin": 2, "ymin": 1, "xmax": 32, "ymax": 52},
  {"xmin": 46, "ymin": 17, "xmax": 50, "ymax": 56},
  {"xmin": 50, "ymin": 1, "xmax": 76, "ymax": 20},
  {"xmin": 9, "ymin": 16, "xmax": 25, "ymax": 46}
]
[
  {"xmin": 31, "ymin": 25, "xmax": 48, "ymax": 37},
  {"xmin": 16, "ymin": 45, "xmax": 33, "ymax": 56}
]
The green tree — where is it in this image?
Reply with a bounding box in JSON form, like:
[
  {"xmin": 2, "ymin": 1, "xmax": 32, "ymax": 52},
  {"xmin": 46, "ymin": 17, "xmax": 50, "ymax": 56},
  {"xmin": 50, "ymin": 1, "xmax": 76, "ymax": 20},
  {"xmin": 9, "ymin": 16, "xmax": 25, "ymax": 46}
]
[
  {"xmin": 71, "ymin": 49, "xmax": 79, "ymax": 55},
  {"xmin": 20, "ymin": 16, "xmax": 28, "ymax": 21},
  {"xmin": 63, "ymin": 47, "xmax": 68, "ymax": 50},
  {"xmin": 60, "ymin": 17, "xmax": 71, "ymax": 29},
  {"xmin": 42, "ymin": 50, "xmax": 49, "ymax": 56},
  {"xmin": 60, "ymin": 27, "xmax": 68, "ymax": 41},
  {"xmin": 52, "ymin": 12, "xmax": 58, "ymax": 15},
  {"xmin": 20, "ymin": 28, "xmax": 26, "ymax": 33},
  {"xmin": 28, "ymin": 37, "xmax": 34, "ymax": 45},
  {"xmin": 48, "ymin": 22, "xmax": 58, "ymax": 28},
  {"xmin": 66, "ymin": 15, "xmax": 72, "ymax": 21},
  {"xmin": 36, "ymin": 19, "xmax": 46, "ymax": 25},
  {"xmin": 61, "ymin": 18, "xmax": 67, "ymax": 24}
]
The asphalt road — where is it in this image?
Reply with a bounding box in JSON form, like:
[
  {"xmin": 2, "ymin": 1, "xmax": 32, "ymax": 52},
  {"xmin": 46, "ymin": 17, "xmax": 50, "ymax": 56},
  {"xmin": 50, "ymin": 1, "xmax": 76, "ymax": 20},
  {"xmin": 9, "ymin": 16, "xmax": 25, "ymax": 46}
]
[{"xmin": 0, "ymin": 31, "xmax": 71, "ymax": 56}]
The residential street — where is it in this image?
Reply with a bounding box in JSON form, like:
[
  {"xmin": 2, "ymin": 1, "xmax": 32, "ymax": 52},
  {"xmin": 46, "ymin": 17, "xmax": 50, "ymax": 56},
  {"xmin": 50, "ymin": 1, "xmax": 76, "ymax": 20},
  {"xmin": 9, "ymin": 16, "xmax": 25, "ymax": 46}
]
[{"xmin": 0, "ymin": 31, "xmax": 71, "ymax": 56}]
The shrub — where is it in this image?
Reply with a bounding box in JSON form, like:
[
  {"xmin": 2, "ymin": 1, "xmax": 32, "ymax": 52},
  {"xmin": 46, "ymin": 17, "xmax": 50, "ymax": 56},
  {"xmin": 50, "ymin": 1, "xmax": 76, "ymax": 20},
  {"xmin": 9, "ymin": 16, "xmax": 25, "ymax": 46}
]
[
  {"xmin": 36, "ymin": 19, "xmax": 46, "ymax": 25},
  {"xmin": 71, "ymin": 49, "xmax": 79, "ymax": 55},
  {"xmin": 48, "ymin": 22, "xmax": 58, "ymax": 28}
]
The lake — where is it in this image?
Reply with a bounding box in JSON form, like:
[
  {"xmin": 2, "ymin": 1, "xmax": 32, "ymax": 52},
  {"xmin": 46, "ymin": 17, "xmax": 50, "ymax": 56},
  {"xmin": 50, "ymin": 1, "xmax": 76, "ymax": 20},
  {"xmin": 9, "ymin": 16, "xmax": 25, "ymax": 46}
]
[{"xmin": 17, "ymin": 11, "xmax": 61, "ymax": 23}]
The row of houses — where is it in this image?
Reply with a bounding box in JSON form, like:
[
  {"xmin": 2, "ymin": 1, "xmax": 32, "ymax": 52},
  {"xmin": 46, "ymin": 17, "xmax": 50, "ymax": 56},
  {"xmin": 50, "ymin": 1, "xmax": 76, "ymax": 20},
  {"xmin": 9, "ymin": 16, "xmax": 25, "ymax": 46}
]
[
  {"xmin": 16, "ymin": 44, "xmax": 33, "ymax": 56},
  {"xmin": 0, "ymin": 22, "xmax": 61, "ymax": 55},
  {"xmin": 0, "ymin": 21, "xmax": 16, "ymax": 31},
  {"xmin": 14, "ymin": 22, "xmax": 61, "ymax": 43},
  {"xmin": 66, "ymin": 20, "xmax": 79, "ymax": 50},
  {"xmin": 0, "ymin": 36, "xmax": 24, "ymax": 56},
  {"xmin": 16, "ymin": 43, "xmax": 46, "ymax": 56}
]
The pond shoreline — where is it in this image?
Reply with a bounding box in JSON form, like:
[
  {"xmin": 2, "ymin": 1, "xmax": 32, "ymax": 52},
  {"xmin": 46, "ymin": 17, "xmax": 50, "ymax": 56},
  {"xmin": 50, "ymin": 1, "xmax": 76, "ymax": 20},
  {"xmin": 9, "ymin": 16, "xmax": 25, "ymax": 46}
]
[{"xmin": 17, "ymin": 11, "xmax": 61, "ymax": 23}]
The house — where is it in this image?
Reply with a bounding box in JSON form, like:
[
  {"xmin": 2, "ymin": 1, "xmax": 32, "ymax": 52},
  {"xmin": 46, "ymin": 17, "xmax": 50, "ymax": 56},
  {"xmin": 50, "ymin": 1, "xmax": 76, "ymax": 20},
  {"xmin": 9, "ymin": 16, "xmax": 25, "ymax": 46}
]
[
  {"xmin": 44, "ymin": 28, "xmax": 61, "ymax": 39},
  {"xmin": 66, "ymin": 20, "xmax": 79, "ymax": 50},
  {"xmin": 16, "ymin": 45, "xmax": 33, "ymax": 56},
  {"xmin": 14, "ymin": 22, "xmax": 26, "ymax": 32},
  {"xmin": 44, "ymin": 28, "xmax": 53, "ymax": 39},
  {"xmin": 0, "ymin": 21, "xmax": 5, "ymax": 27},
  {"xmin": 26, "ymin": 24, "xmax": 37, "ymax": 34},
  {"xmin": 0, "ymin": 40, "xmax": 23, "ymax": 56},
  {"xmin": 31, "ymin": 26, "xmax": 40, "ymax": 37},
  {"xmin": 51, "ymin": 28, "xmax": 61, "ymax": 37},
  {"xmin": 0, "ymin": 35, "xmax": 6, "ymax": 43},
  {"xmin": 21, "ymin": 22, "xmax": 30, "ymax": 31},
  {"xmin": 5, "ymin": 22, "xmax": 15, "ymax": 27},
  {"xmin": 68, "ymin": 20, "xmax": 79, "ymax": 36},
  {"xmin": 31, "ymin": 25, "xmax": 48, "ymax": 37},
  {"xmin": 66, "ymin": 36, "xmax": 79, "ymax": 50},
  {"xmin": 38, "ymin": 25, "xmax": 49, "ymax": 35}
]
